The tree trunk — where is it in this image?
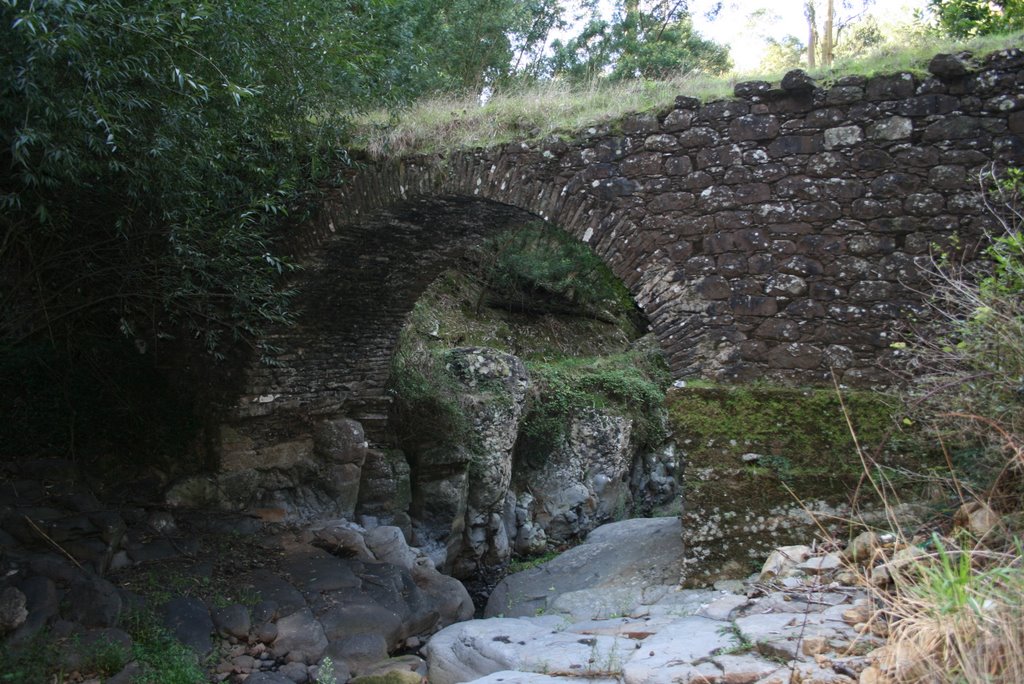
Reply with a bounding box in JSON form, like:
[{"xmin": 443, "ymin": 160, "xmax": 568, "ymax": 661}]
[
  {"xmin": 805, "ymin": 1, "xmax": 817, "ymax": 69},
  {"xmin": 822, "ymin": 0, "xmax": 834, "ymax": 66}
]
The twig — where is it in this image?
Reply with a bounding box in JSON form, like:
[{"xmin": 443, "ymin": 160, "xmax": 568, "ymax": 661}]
[{"xmin": 24, "ymin": 515, "xmax": 86, "ymax": 572}]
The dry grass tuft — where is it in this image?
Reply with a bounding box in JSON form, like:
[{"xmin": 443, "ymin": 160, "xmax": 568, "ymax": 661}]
[
  {"xmin": 865, "ymin": 533, "xmax": 1024, "ymax": 683},
  {"xmin": 352, "ymin": 31, "xmax": 1024, "ymax": 159}
]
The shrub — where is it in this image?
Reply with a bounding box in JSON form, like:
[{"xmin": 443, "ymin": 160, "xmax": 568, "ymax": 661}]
[
  {"xmin": 517, "ymin": 342, "xmax": 671, "ymax": 467},
  {"xmin": 902, "ymin": 165, "xmax": 1024, "ymax": 501},
  {"xmin": 474, "ymin": 222, "xmax": 641, "ymax": 332},
  {"xmin": 852, "ymin": 165, "xmax": 1024, "ymax": 683}
]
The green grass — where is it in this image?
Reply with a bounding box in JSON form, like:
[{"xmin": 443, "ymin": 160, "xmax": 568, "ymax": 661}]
[
  {"xmin": 507, "ymin": 549, "xmax": 561, "ymax": 574},
  {"xmin": 353, "ymin": 30, "xmax": 1024, "ymax": 159},
  {"xmin": 124, "ymin": 610, "xmax": 206, "ymax": 684},
  {"xmin": 0, "ymin": 631, "xmax": 63, "ymax": 684},
  {"xmin": 0, "ymin": 631, "xmax": 131, "ymax": 684}
]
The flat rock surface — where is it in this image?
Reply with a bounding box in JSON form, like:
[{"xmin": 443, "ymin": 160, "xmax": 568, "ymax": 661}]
[
  {"xmin": 431, "ymin": 518, "xmax": 881, "ymax": 684},
  {"xmin": 485, "ymin": 518, "xmax": 686, "ymax": 619}
]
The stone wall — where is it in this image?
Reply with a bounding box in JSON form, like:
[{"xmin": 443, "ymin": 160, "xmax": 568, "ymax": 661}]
[{"xmin": 215, "ymin": 49, "xmax": 1024, "ymax": 510}]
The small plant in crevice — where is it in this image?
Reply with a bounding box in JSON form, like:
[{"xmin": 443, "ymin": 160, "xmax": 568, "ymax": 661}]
[
  {"xmin": 714, "ymin": 621, "xmax": 754, "ymax": 656},
  {"xmin": 506, "ymin": 549, "xmax": 561, "ymax": 574}
]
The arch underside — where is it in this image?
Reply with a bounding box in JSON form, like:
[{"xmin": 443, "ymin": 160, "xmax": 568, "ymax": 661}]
[{"xmin": 231, "ymin": 195, "xmax": 599, "ymax": 448}]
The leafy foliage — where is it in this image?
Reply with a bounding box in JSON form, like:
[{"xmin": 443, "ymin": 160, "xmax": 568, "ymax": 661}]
[
  {"xmin": 0, "ymin": 336, "xmax": 199, "ymax": 471},
  {"xmin": 0, "ymin": 0, "xmax": 356, "ymax": 353},
  {"xmin": 926, "ymin": 0, "xmax": 1024, "ymax": 37},
  {"xmin": 405, "ymin": 0, "xmax": 568, "ymax": 92},
  {"xmin": 549, "ymin": 1, "xmax": 730, "ymax": 81},
  {"xmin": 1, "ymin": 0, "xmax": 571, "ymax": 463}
]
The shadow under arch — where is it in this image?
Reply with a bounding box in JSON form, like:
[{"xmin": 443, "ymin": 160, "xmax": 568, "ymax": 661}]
[{"xmin": 226, "ymin": 180, "xmax": 710, "ymax": 454}]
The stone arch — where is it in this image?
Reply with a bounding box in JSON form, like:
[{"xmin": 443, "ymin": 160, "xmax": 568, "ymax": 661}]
[
  {"xmin": 206, "ymin": 168, "xmax": 686, "ymax": 519},
  {"xmin": 229, "ymin": 155, "xmax": 711, "ymax": 439}
]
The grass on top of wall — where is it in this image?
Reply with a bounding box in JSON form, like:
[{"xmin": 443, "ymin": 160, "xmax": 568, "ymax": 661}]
[{"xmin": 353, "ymin": 30, "xmax": 1024, "ymax": 159}]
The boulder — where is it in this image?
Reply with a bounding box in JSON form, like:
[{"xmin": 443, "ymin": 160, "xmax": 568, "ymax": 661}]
[
  {"xmin": 425, "ymin": 616, "xmax": 622, "ymax": 684},
  {"xmin": 0, "ymin": 587, "xmax": 28, "ymax": 635},
  {"xmin": 65, "ymin": 574, "xmax": 122, "ymax": 628},
  {"xmin": 272, "ymin": 608, "xmax": 328, "ymax": 664},
  {"xmin": 781, "ymin": 69, "xmax": 816, "ymax": 93},
  {"xmin": 364, "ymin": 526, "xmax": 417, "ymax": 570},
  {"xmin": 162, "ymin": 596, "xmax": 212, "ymax": 657},
  {"xmin": 485, "ymin": 517, "xmax": 685, "ymax": 620},
  {"xmin": 524, "ymin": 410, "xmax": 635, "ymax": 543},
  {"xmin": 170, "ymin": 419, "xmax": 370, "ymax": 520},
  {"xmin": 410, "ymin": 557, "xmax": 474, "ymax": 627},
  {"xmin": 211, "ymin": 603, "xmax": 251, "ymax": 640}
]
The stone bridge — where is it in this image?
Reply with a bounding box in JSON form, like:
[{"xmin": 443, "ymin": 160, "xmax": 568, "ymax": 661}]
[{"xmin": 213, "ymin": 50, "xmax": 1024, "ymax": 488}]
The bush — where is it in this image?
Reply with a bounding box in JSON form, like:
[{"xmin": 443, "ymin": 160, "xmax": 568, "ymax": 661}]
[
  {"xmin": 902, "ymin": 165, "xmax": 1024, "ymax": 500},
  {"xmin": 854, "ymin": 165, "xmax": 1024, "ymax": 683},
  {"xmin": 475, "ymin": 223, "xmax": 642, "ymax": 331},
  {"xmin": 517, "ymin": 342, "xmax": 671, "ymax": 466}
]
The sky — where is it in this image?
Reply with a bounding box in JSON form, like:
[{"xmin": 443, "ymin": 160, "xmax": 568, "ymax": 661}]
[
  {"xmin": 557, "ymin": 0, "xmax": 932, "ymax": 72},
  {"xmin": 689, "ymin": 0, "xmax": 930, "ymax": 70}
]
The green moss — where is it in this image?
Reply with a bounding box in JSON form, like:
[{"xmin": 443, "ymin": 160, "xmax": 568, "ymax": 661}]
[
  {"xmin": 667, "ymin": 384, "xmax": 909, "ymax": 465},
  {"xmin": 517, "ymin": 343, "xmax": 671, "ymax": 467},
  {"xmin": 389, "ymin": 335, "xmax": 475, "ymax": 453}
]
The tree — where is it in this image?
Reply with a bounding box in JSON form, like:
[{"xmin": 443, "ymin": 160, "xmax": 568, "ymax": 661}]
[
  {"xmin": 804, "ymin": 0, "xmax": 874, "ymax": 68},
  {"xmin": 926, "ymin": 0, "xmax": 1024, "ymax": 37},
  {"xmin": 550, "ymin": 0, "xmax": 731, "ymax": 81},
  {"xmin": 0, "ymin": 0, "xmax": 575, "ymax": 460},
  {"xmin": 762, "ymin": 35, "xmax": 806, "ymax": 71},
  {"xmin": 0, "ymin": 0, "xmax": 563, "ymax": 358}
]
